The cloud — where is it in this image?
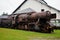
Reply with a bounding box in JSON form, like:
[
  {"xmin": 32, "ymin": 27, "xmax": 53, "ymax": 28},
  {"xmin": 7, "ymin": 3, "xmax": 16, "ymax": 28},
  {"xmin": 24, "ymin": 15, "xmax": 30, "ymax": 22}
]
[
  {"xmin": 45, "ymin": 0, "xmax": 60, "ymax": 10},
  {"xmin": 0, "ymin": 0, "xmax": 24, "ymax": 15}
]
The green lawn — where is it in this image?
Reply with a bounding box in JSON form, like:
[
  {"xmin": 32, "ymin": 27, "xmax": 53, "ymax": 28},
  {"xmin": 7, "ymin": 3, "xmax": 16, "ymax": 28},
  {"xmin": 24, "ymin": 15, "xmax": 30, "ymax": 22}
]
[{"xmin": 0, "ymin": 28, "xmax": 60, "ymax": 40}]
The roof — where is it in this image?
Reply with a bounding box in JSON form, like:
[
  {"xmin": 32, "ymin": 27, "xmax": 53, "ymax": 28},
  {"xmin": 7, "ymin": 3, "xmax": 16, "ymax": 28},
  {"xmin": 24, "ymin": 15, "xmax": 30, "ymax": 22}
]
[
  {"xmin": 0, "ymin": 15, "xmax": 9, "ymax": 19},
  {"xmin": 13, "ymin": 8, "xmax": 36, "ymax": 15},
  {"xmin": 36, "ymin": 0, "xmax": 47, "ymax": 4},
  {"xmin": 12, "ymin": 0, "xmax": 60, "ymax": 14}
]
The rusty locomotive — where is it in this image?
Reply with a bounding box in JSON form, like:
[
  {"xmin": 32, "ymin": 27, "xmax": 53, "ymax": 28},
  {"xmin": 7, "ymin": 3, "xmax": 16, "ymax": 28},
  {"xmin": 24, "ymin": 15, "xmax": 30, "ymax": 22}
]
[{"xmin": 11, "ymin": 11, "xmax": 56, "ymax": 33}]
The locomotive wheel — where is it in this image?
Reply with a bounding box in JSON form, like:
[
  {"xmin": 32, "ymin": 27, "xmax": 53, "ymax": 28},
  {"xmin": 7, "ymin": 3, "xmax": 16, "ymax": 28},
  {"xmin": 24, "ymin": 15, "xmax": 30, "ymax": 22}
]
[
  {"xmin": 28, "ymin": 23, "xmax": 35, "ymax": 31},
  {"xmin": 46, "ymin": 26, "xmax": 54, "ymax": 33},
  {"xmin": 24, "ymin": 25, "xmax": 28, "ymax": 30}
]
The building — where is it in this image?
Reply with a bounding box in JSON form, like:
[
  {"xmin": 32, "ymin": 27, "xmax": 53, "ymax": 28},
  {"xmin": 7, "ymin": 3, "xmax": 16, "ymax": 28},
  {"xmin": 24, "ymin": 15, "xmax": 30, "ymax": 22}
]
[{"xmin": 12, "ymin": 0, "xmax": 60, "ymax": 19}]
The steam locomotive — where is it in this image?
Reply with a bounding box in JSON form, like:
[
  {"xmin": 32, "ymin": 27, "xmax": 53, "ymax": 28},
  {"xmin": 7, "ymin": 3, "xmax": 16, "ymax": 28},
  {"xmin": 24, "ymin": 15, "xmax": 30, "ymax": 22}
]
[{"xmin": 11, "ymin": 11, "xmax": 56, "ymax": 33}]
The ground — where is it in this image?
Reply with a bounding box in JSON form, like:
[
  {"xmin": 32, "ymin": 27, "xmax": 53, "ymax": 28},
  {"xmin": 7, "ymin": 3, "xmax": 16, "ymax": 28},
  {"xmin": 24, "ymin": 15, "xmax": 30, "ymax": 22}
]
[{"xmin": 0, "ymin": 28, "xmax": 60, "ymax": 40}]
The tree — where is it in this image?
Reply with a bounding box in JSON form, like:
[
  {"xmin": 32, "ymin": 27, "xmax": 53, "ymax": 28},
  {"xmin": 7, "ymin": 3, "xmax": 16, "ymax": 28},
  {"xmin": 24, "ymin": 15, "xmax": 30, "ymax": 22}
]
[{"xmin": 2, "ymin": 12, "xmax": 8, "ymax": 16}]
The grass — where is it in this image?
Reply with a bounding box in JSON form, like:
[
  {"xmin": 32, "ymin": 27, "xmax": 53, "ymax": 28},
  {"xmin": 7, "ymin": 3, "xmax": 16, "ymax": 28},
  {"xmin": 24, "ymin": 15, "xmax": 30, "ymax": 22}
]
[{"xmin": 0, "ymin": 28, "xmax": 60, "ymax": 40}]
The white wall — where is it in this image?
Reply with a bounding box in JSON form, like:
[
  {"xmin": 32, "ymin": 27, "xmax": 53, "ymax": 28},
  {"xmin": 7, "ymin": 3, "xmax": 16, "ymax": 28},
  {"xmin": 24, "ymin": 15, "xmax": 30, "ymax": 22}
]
[
  {"xmin": 57, "ymin": 12, "xmax": 60, "ymax": 19},
  {"xmin": 15, "ymin": 0, "xmax": 60, "ymax": 19}
]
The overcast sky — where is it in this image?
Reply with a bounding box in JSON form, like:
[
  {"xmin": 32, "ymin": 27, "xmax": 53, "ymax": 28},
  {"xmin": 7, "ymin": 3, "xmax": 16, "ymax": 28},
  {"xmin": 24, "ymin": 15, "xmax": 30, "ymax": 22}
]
[
  {"xmin": 0, "ymin": 0, "xmax": 60, "ymax": 15},
  {"xmin": 45, "ymin": 0, "xmax": 60, "ymax": 10}
]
